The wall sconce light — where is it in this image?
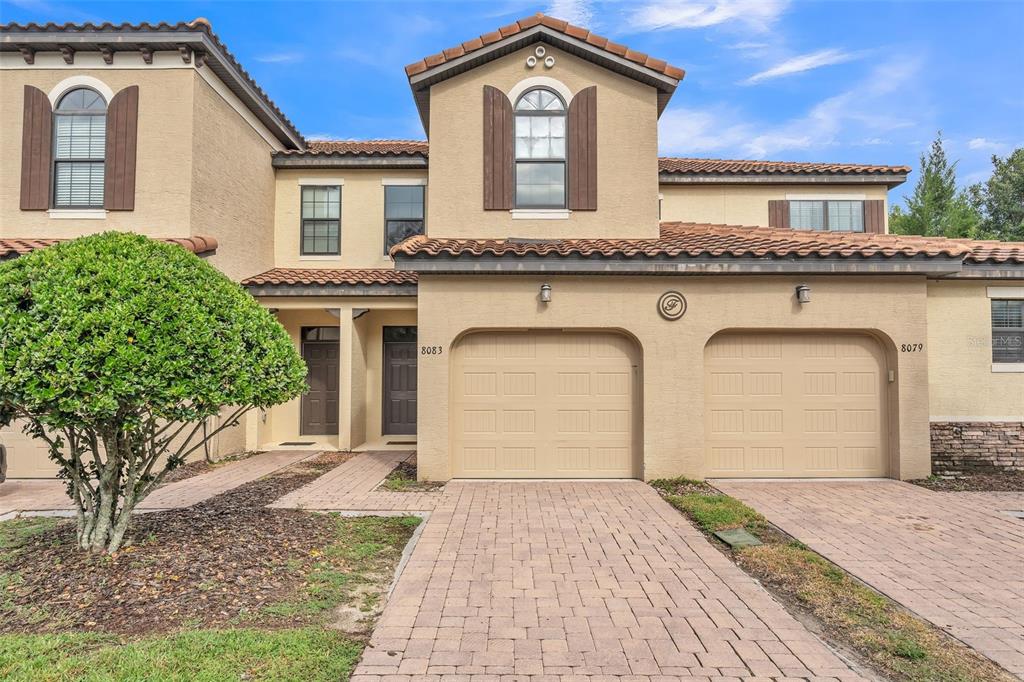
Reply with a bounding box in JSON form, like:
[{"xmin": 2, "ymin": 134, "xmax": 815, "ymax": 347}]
[
  {"xmin": 540, "ymin": 283, "xmax": 552, "ymax": 303},
  {"xmin": 795, "ymin": 284, "xmax": 811, "ymax": 305}
]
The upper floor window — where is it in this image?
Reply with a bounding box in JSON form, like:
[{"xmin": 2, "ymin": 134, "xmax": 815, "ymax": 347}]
[
  {"xmin": 384, "ymin": 185, "xmax": 425, "ymax": 253},
  {"xmin": 790, "ymin": 200, "xmax": 864, "ymax": 232},
  {"xmin": 300, "ymin": 185, "xmax": 341, "ymax": 256},
  {"xmin": 53, "ymin": 87, "xmax": 106, "ymax": 208},
  {"xmin": 992, "ymin": 299, "xmax": 1024, "ymax": 364},
  {"xmin": 514, "ymin": 88, "xmax": 566, "ymax": 209}
]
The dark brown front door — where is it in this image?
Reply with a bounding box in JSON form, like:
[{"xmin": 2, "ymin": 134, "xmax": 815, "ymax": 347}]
[
  {"xmin": 301, "ymin": 327, "xmax": 339, "ymax": 435},
  {"xmin": 383, "ymin": 326, "xmax": 417, "ymax": 435}
]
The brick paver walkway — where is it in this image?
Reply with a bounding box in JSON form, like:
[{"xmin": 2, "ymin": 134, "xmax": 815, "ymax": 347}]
[
  {"xmin": 270, "ymin": 450, "xmax": 440, "ymax": 512},
  {"xmin": 1, "ymin": 450, "xmax": 320, "ymax": 518},
  {"xmin": 352, "ymin": 481, "xmax": 863, "ymax": 681},
  {"xmin": 716, "ymin": 480, "xmax": 1024, "ymax": 677},
  {"xmin": 0, "ymin": 479, "xmax": 70, "ymax": 519}
]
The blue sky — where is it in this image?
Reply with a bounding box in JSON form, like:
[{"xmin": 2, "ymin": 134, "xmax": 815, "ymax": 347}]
[{"xmin": 4, "ymin": 0, "xmax": 1022, "ymax": 204}]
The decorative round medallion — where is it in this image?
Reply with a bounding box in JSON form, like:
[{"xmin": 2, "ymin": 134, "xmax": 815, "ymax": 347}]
[{"xmin": 657, "ymin": 291, "xmax": 687, "ymax": 321}]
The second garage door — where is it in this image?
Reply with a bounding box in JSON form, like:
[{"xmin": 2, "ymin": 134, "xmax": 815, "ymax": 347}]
[
  {"xmin": 705, "ymin": 332, "xmax": 888, "ymax": 478},
  {"xmin": 452, "ymin": 331, "xmax": 639, "ymax": 478},
  {"xmin": 0, "ymin": 421, "xmax": 59, "ymax": 479}
]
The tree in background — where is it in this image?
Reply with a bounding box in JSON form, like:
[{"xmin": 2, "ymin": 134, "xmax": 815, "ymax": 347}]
[
  {"xmin": 889, "ymin": 132, "xmax": 982, "ymax": 238},
  {"xmin": 0, "ymin": 233, "xmax": 307, "ymax": 554},
  {"xmin": 969, "ymin": 148, "xmax": 1024, "ymax": 242}
]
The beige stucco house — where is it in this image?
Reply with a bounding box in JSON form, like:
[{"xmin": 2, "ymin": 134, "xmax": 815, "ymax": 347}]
[{"xmin": 1, "ymin": 15, "xmax": 1021, "ymax": 481}]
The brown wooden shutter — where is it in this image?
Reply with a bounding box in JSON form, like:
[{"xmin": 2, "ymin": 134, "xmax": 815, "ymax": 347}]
[
  {"xmin": 482, "ymin": 85, "xmax": 513, "ymax": 210},
  {"xmin": 567, "ymin": 86, "xmax": 597, "ymax": 211},
  {"xmin": 20, "ymin": 85, "xmax": 52, "ymax": 210},
  {"xmin": 104, "ymin": 85, "xmax": 139, "ymax": 211},
  {"xmin": 863, "ymin": 199, "xmax": 885, "ymax": 233},
  {"xmin": 768, "ymin": 199, "xmax": 790, "ymax": 228}
]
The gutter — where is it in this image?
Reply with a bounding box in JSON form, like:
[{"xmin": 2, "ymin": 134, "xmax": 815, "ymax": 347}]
[
  {"xmin": 271, "ymin": 155, "xmax": 428, "ymax": 170},
  {"xmin": 659, "ymin": 172, "xmax": 909, "ymax": 189}
]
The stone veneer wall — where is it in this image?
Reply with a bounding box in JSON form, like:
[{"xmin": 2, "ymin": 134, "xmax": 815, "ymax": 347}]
[{"xmin": 931, "ymin": 421, "xmax": 1024, "ymax": 475}]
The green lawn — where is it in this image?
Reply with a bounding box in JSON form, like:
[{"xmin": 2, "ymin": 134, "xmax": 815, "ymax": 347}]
[
  {"xmin": 0, "ymin": 628, "xmax": 362, "ymax": 682},
  {"xmin": 0, "ymin": 514, "xmax": 420, "ymax": 682}
]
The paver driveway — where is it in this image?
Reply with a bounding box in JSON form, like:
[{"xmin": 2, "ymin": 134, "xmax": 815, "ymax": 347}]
[
  {"xmin": 717, "ymin": 480, "xmax": 1024, "ymax": 678},
  {"xmin": 353, "ymin": 481, "xmax": 864, "ymax": 680}
]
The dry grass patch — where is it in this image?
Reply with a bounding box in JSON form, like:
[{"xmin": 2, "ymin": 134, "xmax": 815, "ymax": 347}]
[{"xmin": 651, "ymin": 477, "xmax": 1015, "ymax": 682}]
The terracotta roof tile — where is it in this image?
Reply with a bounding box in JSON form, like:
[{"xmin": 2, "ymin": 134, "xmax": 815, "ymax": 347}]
[
  {"xmin": 277, "ymin": 139, "xmax": 429, "ymax": 158},
  {"xmin": 390, "ymin": 222, "xmax": 1024, "ymax": 265},
  {"xmin": 659, "ymin": 157, "xmax": 911, "ymax": 176},
  {"xmin": 241, "ymin": 268, "xmax": 418, "ymax": 287},
  {"xmin": 404, "ymin": 12, "xmax": 685, "ymax": 81},
  {"xmin": 1, "ymin": 20, "xmax": 303, "ymax": 147},
  {"xmin": 0, "ymin": 235, "xmax": 218, "ymax": 260}
]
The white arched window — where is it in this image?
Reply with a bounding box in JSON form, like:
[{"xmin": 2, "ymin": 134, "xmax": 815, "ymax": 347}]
[
  {"xmin": 514, "ymin": 88, "xmax": 566, "ymax": 209},
  {"xmin": 53, "ymin": 87, "xmax": 107, "ymax": 208}
]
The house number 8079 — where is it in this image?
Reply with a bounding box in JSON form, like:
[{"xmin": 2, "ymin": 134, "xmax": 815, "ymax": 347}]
[
  {"xmin": 420, "ymin": 346, "xmax": 443, "ymax": 356},
  {"xmin": 900, "ymin": 343, "xmax": 924, "ymax": 353}
]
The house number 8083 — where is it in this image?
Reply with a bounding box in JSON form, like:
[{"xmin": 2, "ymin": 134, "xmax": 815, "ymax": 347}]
[{"xmin": 420, "ymin": 346, "xmax": 443, "ymax": 355}]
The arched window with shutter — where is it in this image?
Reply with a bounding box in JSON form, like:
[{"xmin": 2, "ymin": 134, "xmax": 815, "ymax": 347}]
[
  {"xmin": 514, "ymin": 87, "xmax": 566, "ymax": 209},
  {"xmin": 52, "ymin": 87, "xmax": 107, "ymax": 209}
]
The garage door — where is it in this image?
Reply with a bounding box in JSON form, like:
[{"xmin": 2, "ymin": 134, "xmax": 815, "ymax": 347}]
[
  {"xmin": 1, "ymin": 421, "xmax": 59, "ymax": 479},
  {"xmin": 705, "ymin": 332, "xmax": 887, "ymax": 477},
  {"xmin": 452, "ymin": 331, "xmax": 639, "ymax": 478}
]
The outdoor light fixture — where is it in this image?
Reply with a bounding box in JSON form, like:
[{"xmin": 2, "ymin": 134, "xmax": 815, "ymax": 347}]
[
  {"xmin": 795, "ymin": 284, "xmax": 812, "ymax": 305},
  {"xmin": 540, "ymin": 283, "xmax": 552, "ymax": 303}
]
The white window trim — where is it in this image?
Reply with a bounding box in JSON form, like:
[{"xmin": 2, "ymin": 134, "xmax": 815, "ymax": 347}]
[
  {"xmin": 511, "ymin": 209, "xmax": 571, "ymax": 220},
  {"xmin": 47, "ymin": 75, "xmax": 115, "ymax": 107},
  {"xmin": 298, "ymin": 255, "xmax": 344, "ymax": 262},
  {"xmin": 381, "ymin": 178, "xmax": 427, "ymax": 186},
  {"xmin": 299, "ymin": 178, "xmax": 345, "ymax": 186},
  {"xmin": 48, "ymin": 208, "xmax": 107, "ymax": 220},
  {"xmin": 987, "ymin": 287, "xmax": 1024, "ymax": 299},
  {"xmin": 507, "ymin": 76, "xmax": 573, "ymax": 107},
  {"xmin": 992, "ymin": 363, "xmax": 1024, "ymax": 373}
]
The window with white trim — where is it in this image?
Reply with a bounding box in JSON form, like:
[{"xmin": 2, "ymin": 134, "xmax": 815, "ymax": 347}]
[
  {"xmin": 790, "ymin": 200, "xmax": 864, "ymax": 232},
  {"xmin": 300, "ymin": 185, "xmax": 341, "ymax": 255},
  {"xmin": 53, "ymin": 87, "xmax": 106, "ymax": 208},
  {"xmin": 992, "ymin": 299, "xmax": 1024, "ymax": 363},
  {"xmin": 384, "ymin": 185, "xmax": 425, "ymax": 253},
  {"xmin": 514, "ymin": 88, "xmax": 566, "ymax": 209}
]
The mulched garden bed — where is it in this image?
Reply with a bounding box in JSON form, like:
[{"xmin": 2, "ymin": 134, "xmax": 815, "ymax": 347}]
[
  {"xmin": 378, "ymin": 455, "xmax": 445, "ymax": 492},
  {"xmin": 159, "ymin": 449, "xmax": 264, "ymax": 485},
  {"xmin": 2, "ymin": 451, "xmax": 363, "ymax": 636},
  {"xmin": 910, "ymin": 471, "xmax": 1024, "ymax": 492}
]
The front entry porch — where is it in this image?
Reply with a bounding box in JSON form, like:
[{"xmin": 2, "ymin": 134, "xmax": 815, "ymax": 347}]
[{"xmin": 247, "ymin": 298, "xmax": 418, "ymax": 453}]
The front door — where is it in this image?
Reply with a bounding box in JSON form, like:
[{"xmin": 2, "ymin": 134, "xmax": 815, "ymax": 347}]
[
  {"xmin": 383, "ymin": 326, "xmax": 417, "ymax": 435},
  {"xmin": 301, "ymin": 326, "xmax": 340, "ymax": 436}
]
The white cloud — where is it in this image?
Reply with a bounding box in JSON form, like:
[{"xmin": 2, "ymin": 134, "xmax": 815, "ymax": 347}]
[
  {"xmin": 660, "ymin": 57, "xmax": 923, "ymax": 158},
  {"xmin": 545, "ymin": 0, "xmax": 594, "ymax": 26},
  {"xmin": 743, "ymin": 49, "xmax": 859, "ymax": 84},
  {"xmin": 967, "ymin": 137, "xmax": 1007, "ymax": 153},
  {"xmin": 254, "ymin": 52, "xmax": 303, "ymax": 64},
  {"xmin": 628, "ymin": 0, "xmax": 790, "ymax": 33}
]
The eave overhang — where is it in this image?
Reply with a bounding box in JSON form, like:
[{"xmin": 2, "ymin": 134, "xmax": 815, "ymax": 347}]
[
  {"xmin": 392, "ymin": 254, "xmax": 965, "ymax": 277},
  {"xmin": 408, "ymin": 25, "xmax": 680, "ymax": 135},
  {"xmin": 659, "ymin": 172, "xmax": 909, "ymax": 189},
  {"xmin": 271, "ymin": 154, "xmax": 428, "ymax": 170},
  {"xmin": 244, "ymin": 283, "xmax": 418, "ymax": 297}
]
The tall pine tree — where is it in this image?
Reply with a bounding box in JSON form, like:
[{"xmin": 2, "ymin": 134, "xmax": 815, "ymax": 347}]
[{"xmin": 890, "ymin": 132, "xmax": 981, "ymax": 237}]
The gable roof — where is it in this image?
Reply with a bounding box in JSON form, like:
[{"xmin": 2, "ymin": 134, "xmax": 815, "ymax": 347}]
[
  {"xmin": 405, "ymin": 13, "xmax": 684, "ymax": 134},
  {"xmin": 390, "ymin": 222, "xmax": 1024, "ymax": 277},
  {"xmin": 0, "ymin": 19, "xmax": 304, "ymax": 149},
  {"xmin": 1, "ymin": 235, "xmax": 218, "ymax": 260},
  {"xmin": 659, "ymin": 158, "xmax": 911, "ymax": 187}
]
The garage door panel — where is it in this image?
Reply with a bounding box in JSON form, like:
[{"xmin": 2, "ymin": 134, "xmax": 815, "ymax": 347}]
[
  {"xmin": 705, "ymin": 333, "xmax": 887, "ymax": 478},
  {"xmin": 453, "ymin": 331, "xmax": 638, "ymax": 478},
  {"xmin": 1, "ymin": 421, "xmax": 60, "ymax": 479}
]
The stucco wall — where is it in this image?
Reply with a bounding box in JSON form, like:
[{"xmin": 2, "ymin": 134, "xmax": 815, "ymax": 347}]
[
  {"xmin": 415, "ymin": 274, "xmax": 932, "ymax": 481},
  {"xmin": 273, "ymin": 169, "xmax": 428, "ymax": 269},
  {"xmin": 659, "ymin": 184, "xmax": 890, "ymax": 229},
  {"xmin": 0, "ymin": 66, "xmax": 195, "ymax": 237},
  {"xmin": 427, "ymin": 45, "xmax": 660, "ymax": 240},
  {"xmin": 926, "ymin": 280, "xmax": 1024, "ymax": 420},
  {"xmin": 190, "ymin": 75, "xmax": 276, "ymax": 282}
]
